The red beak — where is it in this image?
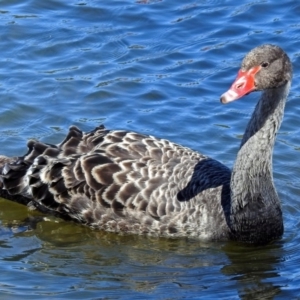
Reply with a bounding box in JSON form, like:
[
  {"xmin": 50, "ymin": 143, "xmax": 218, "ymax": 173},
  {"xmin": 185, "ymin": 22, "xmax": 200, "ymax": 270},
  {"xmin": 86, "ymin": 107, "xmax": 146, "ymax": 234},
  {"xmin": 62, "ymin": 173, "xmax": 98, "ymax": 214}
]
[{"xmin": 220, "ymin": 65, "xmax": 261, "ymax": 104}]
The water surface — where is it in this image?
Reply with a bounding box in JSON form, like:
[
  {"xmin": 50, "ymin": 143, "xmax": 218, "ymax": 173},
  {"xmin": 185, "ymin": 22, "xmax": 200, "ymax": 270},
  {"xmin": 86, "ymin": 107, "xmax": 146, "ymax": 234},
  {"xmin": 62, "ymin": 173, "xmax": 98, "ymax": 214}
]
[{"xmin": 1, "ymin": 0, "xmax": 300, "ymax": 299}]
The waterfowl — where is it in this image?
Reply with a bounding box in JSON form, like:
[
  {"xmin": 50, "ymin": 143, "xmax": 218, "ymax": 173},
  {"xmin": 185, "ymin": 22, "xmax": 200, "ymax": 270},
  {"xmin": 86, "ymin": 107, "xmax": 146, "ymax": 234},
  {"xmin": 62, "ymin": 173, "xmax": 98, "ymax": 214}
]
[{"xmin": 0, "ymin": 44, "xmax": 292, "ymax": 244}]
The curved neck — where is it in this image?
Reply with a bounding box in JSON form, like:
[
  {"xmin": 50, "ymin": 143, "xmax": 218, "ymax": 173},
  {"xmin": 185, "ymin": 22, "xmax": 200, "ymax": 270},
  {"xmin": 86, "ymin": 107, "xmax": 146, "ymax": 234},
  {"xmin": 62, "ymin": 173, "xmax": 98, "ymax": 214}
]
[
  {"xmin": 240, "ymin": 83, "xmax": 290, "ymax": 151},
  {"xmin": 229, "ymin": 81, "xmax": 290, "ymax": 243}
]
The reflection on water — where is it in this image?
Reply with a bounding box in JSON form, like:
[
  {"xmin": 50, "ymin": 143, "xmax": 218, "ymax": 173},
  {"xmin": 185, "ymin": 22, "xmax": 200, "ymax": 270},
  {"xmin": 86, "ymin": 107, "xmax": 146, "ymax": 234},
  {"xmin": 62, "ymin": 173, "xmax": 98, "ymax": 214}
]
[
  {"xmin": 222, "ymin": 243, "xmax": 284, "ymax": 299},
  {"xmin": 0, "ymin": 198, "xmax": 299, "ymax": 299}
]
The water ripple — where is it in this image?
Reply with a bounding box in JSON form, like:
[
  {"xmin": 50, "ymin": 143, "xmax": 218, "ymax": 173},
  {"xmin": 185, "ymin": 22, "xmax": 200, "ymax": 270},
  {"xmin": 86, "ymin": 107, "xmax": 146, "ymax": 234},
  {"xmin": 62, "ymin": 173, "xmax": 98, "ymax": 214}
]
[{"xmin": 1, "ymin": 0, "xmax": 300, "ymax": 299}]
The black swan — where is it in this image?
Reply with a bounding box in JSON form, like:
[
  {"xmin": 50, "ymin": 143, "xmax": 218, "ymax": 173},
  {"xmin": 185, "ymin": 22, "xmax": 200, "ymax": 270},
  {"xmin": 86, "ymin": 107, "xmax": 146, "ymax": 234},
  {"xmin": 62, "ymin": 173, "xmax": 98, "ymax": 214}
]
[{"xmin": 0, "ymin": 44, "xmax": 292, "ymax": 244}]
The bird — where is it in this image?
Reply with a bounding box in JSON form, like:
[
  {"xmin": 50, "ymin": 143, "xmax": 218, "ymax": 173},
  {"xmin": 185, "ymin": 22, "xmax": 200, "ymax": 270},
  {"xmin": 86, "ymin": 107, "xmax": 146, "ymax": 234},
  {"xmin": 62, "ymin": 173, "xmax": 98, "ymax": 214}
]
[{"xmin": 0, "ymin": 44, "xmax": 293, "ymax": 244}]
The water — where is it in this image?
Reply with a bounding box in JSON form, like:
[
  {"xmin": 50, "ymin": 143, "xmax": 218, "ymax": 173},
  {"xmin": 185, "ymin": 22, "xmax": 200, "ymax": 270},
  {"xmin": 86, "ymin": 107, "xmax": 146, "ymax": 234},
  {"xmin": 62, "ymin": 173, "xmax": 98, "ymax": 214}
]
[{"xmin": 0, "ymin": 0, "xmax": 300, "ymax": 298}]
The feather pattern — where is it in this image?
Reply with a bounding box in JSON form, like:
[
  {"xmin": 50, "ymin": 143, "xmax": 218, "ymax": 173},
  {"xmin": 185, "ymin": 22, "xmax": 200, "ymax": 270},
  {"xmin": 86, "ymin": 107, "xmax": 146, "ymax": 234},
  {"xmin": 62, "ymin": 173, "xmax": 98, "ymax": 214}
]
[{"xmin": 0, "ymin": 125, "xmax": 231, "ymax": 240}]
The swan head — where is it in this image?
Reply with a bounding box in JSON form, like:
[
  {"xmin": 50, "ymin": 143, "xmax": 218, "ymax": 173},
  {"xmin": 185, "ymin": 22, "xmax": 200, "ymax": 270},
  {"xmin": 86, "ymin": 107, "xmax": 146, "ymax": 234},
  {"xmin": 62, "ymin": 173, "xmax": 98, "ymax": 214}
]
[{"xmin": 220, "ymin": 44, "xmax": 292, "ymax": 104}]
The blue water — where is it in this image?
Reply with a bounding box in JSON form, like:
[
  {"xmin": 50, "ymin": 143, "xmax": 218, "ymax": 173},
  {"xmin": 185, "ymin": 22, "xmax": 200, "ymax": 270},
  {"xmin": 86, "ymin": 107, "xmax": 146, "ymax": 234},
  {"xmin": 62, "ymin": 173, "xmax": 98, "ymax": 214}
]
[{"xmin": 1, "ymin": 0, "xmax": 300, "ymax": 299}]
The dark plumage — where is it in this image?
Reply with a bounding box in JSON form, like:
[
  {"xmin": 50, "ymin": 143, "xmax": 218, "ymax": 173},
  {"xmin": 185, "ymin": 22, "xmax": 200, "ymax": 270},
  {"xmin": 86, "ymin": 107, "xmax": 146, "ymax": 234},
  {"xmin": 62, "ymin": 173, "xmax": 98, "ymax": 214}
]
[{"xmin": 0, "ymin": 45, "xmax": 293, "ymax": 244}]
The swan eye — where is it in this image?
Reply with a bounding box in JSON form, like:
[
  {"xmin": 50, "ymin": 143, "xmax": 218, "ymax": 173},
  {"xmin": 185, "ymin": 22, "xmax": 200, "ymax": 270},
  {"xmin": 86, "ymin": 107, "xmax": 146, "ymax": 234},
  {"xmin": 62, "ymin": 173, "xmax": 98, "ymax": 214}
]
[{"xmin": 261, "ymin": 62, "xmax": 269, "ymax": 68}]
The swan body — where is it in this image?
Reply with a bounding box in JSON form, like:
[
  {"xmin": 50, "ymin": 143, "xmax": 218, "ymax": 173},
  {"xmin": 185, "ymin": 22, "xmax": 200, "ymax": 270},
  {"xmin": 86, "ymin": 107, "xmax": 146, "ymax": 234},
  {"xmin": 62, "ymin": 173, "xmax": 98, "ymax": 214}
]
[{"xmin": 0, "ymin": 45, "xmax": 292, "ymax": 244}]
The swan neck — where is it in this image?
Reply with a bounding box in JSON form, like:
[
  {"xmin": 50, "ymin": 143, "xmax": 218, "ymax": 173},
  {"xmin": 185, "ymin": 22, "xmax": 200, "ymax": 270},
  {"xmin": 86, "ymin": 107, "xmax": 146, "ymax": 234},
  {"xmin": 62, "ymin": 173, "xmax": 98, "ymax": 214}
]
[
  {"xmin": 228, "ymin": 81, "xmax": 290, "ymax": 243},
  {"xmin": 240, "ymin": 82, "xmax": 290, "ymax": 150},
  {"xmin": 235, "ymin": 81, "xmax": 290, "ymax": 176}
]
